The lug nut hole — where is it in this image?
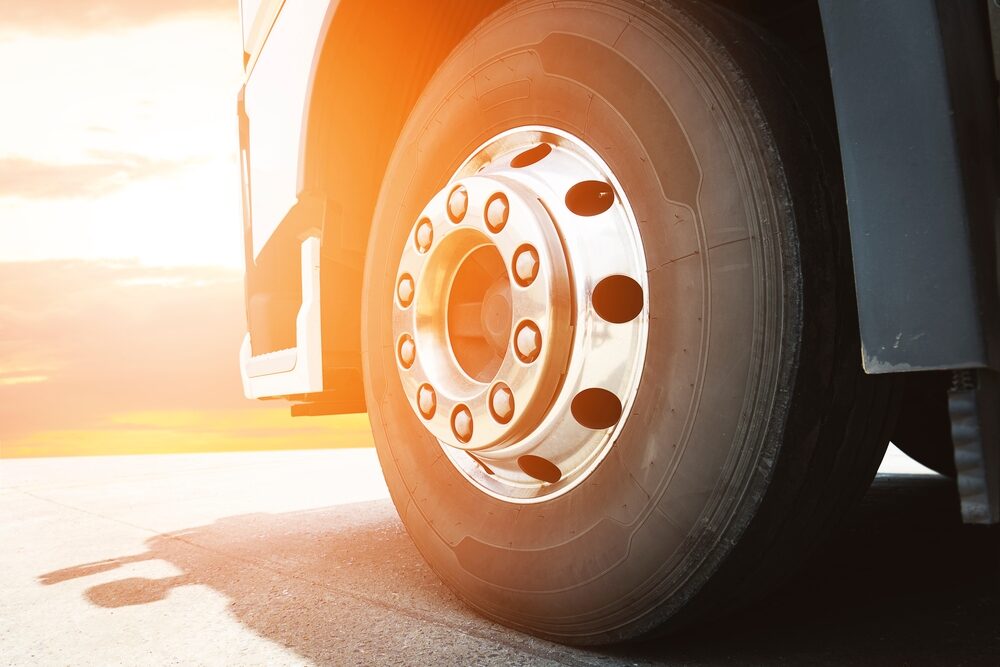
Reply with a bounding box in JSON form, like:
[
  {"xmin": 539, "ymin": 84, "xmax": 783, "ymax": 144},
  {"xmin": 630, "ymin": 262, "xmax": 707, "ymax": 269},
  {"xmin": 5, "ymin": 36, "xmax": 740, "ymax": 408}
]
[
  {"xmin": 415, "ymin": 218, "xmax": 434, "ymax": 253},
  {"xmin": 512, "ymin": 245, "xmax": 540, "ymax": 287},
  {"xmin": 489, "ymin": 383, "xmax": 515, "ymax": 424},
  {"xmin": 447, "ymin": 185, "xmax": 468, "ymax": 223},
  {"xmin": 571, "ymin": 388, "xmax": 623, "ymax": 430},
  {"xmin": 398, "ymin": 334, "xmax": 416, "ymax": 369},
  {"xmin": 511, "ymin": 143, "xmax": 552, "ymax": 168},
  {"xmin": 566, "ymin": 180, "xmax": 615, "ymax": 217},
  {"xmin": 484, "ymin": 193, "xmax": 509, "ymax": 233},
  {"xmin": 397, "ymin": 274, "xmax": 415, "ymax": 308},
  {"xmin": 593, "ymin": 275, "xmax": 644, "ymax": 323},
  {"xmin": 514, "ymin": 321, "xmax": 542, "ymax": 363},
  {"xmin": 451, "ymin": 404, "xmax": 474, "ymax": 443},
  {"xmin": 517, "ymin": 455, "xmax": 562, "ymax": 484},
  {"xmin": 417, "ymin": 384, "xmax": 436, "ymax": 419}
]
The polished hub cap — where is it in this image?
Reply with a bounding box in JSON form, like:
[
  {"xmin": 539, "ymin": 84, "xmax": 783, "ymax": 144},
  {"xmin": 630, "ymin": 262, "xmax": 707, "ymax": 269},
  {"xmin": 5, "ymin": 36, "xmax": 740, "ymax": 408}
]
[{"xmin": 392, "ymin": 127, "xmax": 648, "ymax": 502}]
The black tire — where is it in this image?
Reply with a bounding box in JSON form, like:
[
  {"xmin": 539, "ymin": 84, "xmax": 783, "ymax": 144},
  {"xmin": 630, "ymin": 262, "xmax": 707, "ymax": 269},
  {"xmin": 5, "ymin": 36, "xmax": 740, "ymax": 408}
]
[{"xmin": 361, "ymin": 0, "xmax": 897, "ymax": 644}]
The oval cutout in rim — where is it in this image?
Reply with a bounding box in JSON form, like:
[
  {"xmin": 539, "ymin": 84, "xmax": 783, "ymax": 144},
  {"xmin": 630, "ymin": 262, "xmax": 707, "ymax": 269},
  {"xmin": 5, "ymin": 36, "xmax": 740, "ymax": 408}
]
[
  {"xmin": 467, "ymin": 451, "xmax": 495, "ymax": 475},
  {"xmin": 565, "ymin": 180, "xmax": 615, "ymax": 216},
  {"xmin": 593, "ymin": 275, "xmax": 644, "ymax": 323},
  {"xmin": 571, "ymin": 388, "xmax": 623, "ymax": 430},
  {"xmin": 517, "ymin": 455, "xmax": 562, "ymax": 483},
  {"xmin": 511, "ymin": 143, "xmax": 552, "ymax": 168}
]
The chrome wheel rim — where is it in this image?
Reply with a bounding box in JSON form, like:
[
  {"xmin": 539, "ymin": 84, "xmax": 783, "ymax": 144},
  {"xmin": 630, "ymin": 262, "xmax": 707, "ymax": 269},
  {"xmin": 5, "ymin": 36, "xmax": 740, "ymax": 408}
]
[{"xmin": 392, "ymin": 126, "xmax": 648, "ymax": 503}]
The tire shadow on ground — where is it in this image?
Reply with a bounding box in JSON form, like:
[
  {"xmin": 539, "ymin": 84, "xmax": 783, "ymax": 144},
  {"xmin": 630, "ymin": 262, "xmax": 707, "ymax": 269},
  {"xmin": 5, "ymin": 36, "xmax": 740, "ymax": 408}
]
[{"xmin": 38, "ymin": 475, "xmax": 999, "ymax": 665}]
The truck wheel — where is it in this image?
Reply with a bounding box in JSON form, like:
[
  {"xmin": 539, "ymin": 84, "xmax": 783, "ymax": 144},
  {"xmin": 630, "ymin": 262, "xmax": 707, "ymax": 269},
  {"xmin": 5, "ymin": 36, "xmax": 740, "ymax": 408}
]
[{"xmin": 361, "ymin": 0, "xmax": 896, "ymax": 644}]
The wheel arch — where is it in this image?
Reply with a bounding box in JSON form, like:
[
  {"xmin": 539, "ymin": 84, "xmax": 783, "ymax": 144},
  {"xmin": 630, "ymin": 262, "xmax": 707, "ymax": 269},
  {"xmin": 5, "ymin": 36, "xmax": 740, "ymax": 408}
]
[
  {"xmin": 253, "ymin": 0, "xmax": 999, "ymax": 412},
  {"xmin": 294, "ymin": 0, "xmax": 507, "ymax": 403},
  {"xmin": 293, "ymin": 0, "xmax": 835, "ymax": 409}
]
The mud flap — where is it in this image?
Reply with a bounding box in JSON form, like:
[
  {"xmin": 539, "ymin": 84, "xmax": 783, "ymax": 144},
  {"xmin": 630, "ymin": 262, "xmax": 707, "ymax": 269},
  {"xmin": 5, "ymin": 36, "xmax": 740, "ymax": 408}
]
[
  {"xmin": 240, "ymin": 236, "xmax": 324, "ymax": 399},
  {"xmin": 949, "ymin": 370, "xmax": 1000, "ymax": 524}
]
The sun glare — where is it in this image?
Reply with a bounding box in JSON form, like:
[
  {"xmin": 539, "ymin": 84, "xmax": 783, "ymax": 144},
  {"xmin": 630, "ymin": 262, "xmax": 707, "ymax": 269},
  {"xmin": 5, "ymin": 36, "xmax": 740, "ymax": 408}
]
[
  {"xmin": 0, "ymin": 14, "xmax": 245, "ymax": 268},
  {"xmin": 0, "ymin": 8, "xmax": 365, "ymax": 461}
]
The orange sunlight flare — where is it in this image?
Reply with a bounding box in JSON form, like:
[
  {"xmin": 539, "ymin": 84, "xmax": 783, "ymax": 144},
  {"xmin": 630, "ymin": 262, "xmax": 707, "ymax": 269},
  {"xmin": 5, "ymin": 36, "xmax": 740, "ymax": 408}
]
[{"xmin": 0, "ymin": 5, "xmax": 370, "ymax": 459}]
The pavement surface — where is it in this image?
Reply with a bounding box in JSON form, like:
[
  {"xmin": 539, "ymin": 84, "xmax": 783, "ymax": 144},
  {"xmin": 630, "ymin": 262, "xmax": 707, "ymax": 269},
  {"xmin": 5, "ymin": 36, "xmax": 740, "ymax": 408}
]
[{"xmin": 1, "ymin": 446, "xmax": 998, "ymax": 666}]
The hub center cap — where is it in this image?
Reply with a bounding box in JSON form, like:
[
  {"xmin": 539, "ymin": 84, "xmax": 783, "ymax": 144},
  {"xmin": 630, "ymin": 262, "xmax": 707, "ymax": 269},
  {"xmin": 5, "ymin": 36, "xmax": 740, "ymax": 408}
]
[{"xmin": 395, "ymin": 175, "xmax": 572, "ymax": 450}]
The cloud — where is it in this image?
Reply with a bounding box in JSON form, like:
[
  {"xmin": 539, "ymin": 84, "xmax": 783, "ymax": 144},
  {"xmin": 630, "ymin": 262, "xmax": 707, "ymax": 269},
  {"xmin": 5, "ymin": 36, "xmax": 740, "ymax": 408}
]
[
  {"xmin": 0, "ymin": 154, "xmax": 196, "ymax": 200},
  {"xmin": 0, "ymin": 259, "xmax": 374, "ymax": 458},
  {"xmin": 0, "ymin": 0, "xmax": 237, "ymax": 32},
  {"xmin": 0, "ymin": 260, "xmax": 248, "ymax": 440}
]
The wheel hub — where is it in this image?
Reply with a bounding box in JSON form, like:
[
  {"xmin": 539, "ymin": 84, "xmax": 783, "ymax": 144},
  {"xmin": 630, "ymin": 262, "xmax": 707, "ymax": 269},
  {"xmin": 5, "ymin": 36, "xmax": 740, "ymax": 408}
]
[{"xmin": 392, "ymin": 127, "xmax": 648, "ymax": 502}]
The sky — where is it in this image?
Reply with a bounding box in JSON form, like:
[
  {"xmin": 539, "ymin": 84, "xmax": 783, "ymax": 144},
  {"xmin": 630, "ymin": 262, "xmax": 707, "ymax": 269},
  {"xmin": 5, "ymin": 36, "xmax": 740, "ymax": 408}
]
[
  {"xmin": 0, "ymin": 0, "xmax": 244, "ymax": 267},
  {"xmin": 0, "ymin": 1, "xmax": 371, "ymax": 457}
]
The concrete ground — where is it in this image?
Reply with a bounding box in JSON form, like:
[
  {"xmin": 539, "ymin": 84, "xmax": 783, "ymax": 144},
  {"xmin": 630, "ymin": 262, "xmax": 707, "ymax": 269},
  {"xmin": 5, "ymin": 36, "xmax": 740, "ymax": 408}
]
[{"xmin": 1, "ymin": 447, "xmax": 997, "ymax": 666}]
